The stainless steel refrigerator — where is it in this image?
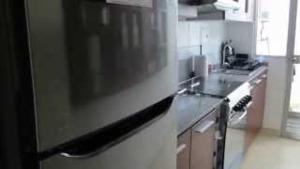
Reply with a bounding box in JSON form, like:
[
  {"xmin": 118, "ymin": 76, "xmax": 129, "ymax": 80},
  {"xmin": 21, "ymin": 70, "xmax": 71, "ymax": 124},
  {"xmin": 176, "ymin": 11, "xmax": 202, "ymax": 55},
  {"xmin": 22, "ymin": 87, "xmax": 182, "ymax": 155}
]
[{"xmin": 18, "ymin": 0, "xmax": 178, "ymax": 168}]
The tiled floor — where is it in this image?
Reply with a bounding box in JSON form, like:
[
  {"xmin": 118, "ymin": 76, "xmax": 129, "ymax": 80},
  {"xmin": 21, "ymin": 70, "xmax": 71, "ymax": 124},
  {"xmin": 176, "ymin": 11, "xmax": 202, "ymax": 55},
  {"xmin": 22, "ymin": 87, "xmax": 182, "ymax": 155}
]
[{"xmin": 241, "ymin": 130, "xmax": 300, "ymax": 169}]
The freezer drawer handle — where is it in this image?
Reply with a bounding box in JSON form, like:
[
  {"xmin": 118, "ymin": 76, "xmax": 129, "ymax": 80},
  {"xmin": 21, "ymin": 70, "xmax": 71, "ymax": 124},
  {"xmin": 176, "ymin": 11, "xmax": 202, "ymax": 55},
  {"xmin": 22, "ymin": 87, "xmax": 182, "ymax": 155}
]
[{"xmin": 37, "ymin": 96, "xmax": 175, "ymax": 160}]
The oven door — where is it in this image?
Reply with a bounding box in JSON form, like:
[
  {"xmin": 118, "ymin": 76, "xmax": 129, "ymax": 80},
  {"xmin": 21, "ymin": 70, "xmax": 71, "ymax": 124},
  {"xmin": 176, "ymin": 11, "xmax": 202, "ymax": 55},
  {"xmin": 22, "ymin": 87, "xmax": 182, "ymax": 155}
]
[{"xmin": 224, "ymin": 110, "xmax": 247, "ymax": 169}]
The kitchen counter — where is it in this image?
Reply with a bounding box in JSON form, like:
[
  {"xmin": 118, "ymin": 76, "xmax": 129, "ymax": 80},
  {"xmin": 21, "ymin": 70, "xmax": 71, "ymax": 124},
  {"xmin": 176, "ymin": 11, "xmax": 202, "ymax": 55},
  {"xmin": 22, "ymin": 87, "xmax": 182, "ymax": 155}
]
[
  {"xmin": 180, "ymin": 66, "xmax": 268, "ymax": 98},
  {"xmin": 210, "ymin": 66, "xmax": 268, "ymax": 84},
  {"xmin": 175, "ymin": 65, "xmax": 268, "ymax": 136},
  {"xmin": 175, "ymin": 94, "xmax": 223, "ymax": 136}
]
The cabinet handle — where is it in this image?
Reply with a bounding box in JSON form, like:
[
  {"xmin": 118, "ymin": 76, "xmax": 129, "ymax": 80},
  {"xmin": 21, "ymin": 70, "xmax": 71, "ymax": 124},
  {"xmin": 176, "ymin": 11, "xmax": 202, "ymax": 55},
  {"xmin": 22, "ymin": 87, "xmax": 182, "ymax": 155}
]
[
  {"xmin": 254, "ymin": 79, "xmax": 262, "ymax": 85},
  {"xmin": 193, "ymin": 120, "xmax": 215, "ymax": 133},
  {"xmin": 246, "ymin": 101, "xmax": 253, "ymax": 108},
  {"xmin": 261, "ymin": 74, "xmax": 267, "ymax": 79},
  {"xmin": 191, "ymin": 82, "xmax": 200, "ymax": 88},
  {"xmin": 176, "ymin": 144, "xmax": 187, "ymax": 155},
  {"xmin": 177, "ymin": 88, "xmax": 187, "ymax": 95},
  {"xmin": 215, "ymin": 131, "xmax": 223, "ymax": 140}
]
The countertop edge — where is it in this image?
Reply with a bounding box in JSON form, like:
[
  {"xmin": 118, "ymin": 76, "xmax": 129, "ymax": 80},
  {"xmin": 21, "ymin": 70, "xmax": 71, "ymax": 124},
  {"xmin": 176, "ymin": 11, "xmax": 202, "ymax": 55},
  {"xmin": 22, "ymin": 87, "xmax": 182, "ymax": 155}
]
[{"xmin": 177, "ymin": 97, "xmax": 223, "ymax": 136}]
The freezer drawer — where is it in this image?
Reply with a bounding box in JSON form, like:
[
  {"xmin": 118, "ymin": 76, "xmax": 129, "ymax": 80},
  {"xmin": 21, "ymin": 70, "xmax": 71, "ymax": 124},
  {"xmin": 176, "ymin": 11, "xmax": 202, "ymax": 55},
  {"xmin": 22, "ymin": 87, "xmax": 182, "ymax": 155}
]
[{"xmin": 40, "ymin": 108, "xmax": 177, "ymax": 169}]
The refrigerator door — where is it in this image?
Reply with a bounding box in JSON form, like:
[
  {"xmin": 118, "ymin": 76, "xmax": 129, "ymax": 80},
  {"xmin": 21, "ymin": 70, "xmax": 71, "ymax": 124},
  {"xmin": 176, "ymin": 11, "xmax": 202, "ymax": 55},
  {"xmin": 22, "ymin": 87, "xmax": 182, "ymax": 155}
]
[
  {"xmin": 25, "ymin": 0, "xmax": 178, "ymax": 152},
  {"xmin": 40, "ymin": 104, "xmax": 177, "ymax": 169}
]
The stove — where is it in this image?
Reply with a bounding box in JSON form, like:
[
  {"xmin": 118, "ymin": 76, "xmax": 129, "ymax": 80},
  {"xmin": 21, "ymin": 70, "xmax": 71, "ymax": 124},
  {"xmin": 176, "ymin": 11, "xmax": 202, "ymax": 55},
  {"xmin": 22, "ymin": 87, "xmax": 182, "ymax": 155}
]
[
  {"xmin": 223, "ymin": 82, "xmax": 252, "ymax": 169},
  {"xmin": 178, "ymin": 76, "xmax": 252, "ymax": 169}
]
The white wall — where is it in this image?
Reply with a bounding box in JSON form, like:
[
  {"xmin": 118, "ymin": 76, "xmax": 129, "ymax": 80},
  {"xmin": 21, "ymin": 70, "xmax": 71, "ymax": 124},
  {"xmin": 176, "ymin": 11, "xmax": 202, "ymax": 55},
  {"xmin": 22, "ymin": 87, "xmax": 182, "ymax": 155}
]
[
  {"xmin": 177, "ymin": 21, "xmax": 226, "ymax": 64},
  {"xmin": 225, "ymin": 22, "xmax": 255, "ymax": 56},
  {"xmin": 263, "ymin": 57, "xmax": 288, "ymax": 131}
]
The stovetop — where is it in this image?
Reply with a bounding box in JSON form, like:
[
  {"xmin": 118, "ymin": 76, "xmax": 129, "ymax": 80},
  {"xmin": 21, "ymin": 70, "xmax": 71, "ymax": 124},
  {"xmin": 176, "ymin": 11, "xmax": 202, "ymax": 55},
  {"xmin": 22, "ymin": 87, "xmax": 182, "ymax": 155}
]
[
  {"xmin": 196, "ymin": 79, "xmax": 243, "ymax": 98},
  {"xmin": 229, "ymin": 59, "xmax": 262, "ymax": 71},
  {"xmin": 179, "ymin": 77, "xmax": 244, "ymax": 98}
]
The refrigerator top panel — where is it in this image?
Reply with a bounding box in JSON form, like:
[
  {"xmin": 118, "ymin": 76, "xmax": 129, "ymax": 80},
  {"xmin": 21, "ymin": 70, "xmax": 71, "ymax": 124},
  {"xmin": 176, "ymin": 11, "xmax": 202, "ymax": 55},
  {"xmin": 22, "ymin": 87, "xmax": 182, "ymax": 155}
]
[{"xmin": 26, "ymin": 0, "xmax": 178, "ymax": 152}]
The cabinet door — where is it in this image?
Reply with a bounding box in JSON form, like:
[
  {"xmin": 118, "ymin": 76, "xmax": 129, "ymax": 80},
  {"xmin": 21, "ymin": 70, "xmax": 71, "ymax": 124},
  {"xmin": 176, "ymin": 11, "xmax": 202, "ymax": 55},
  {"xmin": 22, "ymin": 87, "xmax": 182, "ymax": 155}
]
[
  {"xmin": 177, "ymin": 130, "xmax": 191, "ymax": 169},
  {"xmin": 257, "ymin": 74, "xmax": 267, "ymax": 127},
  {"xmin": 245, "ymin": 103, "xmax": 256, "ymax": 150},
  {"xmin": 252, "ymin": 71, "xmax": 267, "ymax": 130},
  {"xmin": 190, "ymin": 110, "xmax": 217, "ymax": 169},
  {"xmin": 226, "ymin": 0, "xmax": 255, "ymax": 22},
  {"xmin": 245, "ymin": 70, "xmax": 267, "ymax": 149}
]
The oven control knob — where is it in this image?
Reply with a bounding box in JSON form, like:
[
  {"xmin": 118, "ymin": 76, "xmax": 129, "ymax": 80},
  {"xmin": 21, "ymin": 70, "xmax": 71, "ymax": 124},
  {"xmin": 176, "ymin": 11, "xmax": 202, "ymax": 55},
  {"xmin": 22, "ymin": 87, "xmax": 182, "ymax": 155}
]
[
  {"xmin": 233, "ymin": 106, "xmax": 239, "ymax": 111},
  {"xmin": 233, "ymin": 104, "xmax": 243, "ymax": 111},
  {"xmin": 245, "ymin": 95, "xmax": 252, "ymax": 102},
  {"xmin": 224, "ymin": 98, "xmax": 230, "ymax": 103},
  {"xmin": 240, "ymin": 99, "xmax": 248, "ymax": 106}
]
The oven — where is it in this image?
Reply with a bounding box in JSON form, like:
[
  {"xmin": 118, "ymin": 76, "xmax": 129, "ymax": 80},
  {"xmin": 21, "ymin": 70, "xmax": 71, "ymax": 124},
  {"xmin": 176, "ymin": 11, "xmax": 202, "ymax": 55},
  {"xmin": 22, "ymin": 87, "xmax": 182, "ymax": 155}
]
[{"xmin": 223, "ymin": 82, "xmax": 252, "ymax": 169}]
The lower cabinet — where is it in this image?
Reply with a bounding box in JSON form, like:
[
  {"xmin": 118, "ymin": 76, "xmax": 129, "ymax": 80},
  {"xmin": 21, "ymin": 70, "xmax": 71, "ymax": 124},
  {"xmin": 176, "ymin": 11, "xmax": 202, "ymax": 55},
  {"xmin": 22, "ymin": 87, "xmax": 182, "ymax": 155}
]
[
  {"xmin": 177, "ymin": 130, "xmax": 191, "ymax": 169},
  {"xmin": 177, "ymin": 108, "xmax": 219, "ymax": 169},
  {"xmin": 246, "ymin": 70, "xmax": 268, "ymax": 150},
  {"xmin": 190, "ymin": 110, "xmax": 217, "ymax": 169}
]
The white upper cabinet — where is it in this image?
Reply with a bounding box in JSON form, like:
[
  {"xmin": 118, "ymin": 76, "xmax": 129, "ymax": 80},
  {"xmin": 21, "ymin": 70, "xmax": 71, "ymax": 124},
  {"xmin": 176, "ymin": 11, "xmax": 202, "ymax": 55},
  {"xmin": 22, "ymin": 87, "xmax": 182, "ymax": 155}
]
[{"xmin": 225, "ymin": 0, "xmax": 255, "ymax": 22}]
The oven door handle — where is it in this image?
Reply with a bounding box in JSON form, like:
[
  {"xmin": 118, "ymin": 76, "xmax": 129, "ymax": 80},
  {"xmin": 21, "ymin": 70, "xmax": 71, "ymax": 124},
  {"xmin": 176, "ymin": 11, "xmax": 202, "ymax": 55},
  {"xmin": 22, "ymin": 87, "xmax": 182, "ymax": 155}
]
[{"xmin": 229, "ymin": 111, "xmax": 247, "ymax": 125}]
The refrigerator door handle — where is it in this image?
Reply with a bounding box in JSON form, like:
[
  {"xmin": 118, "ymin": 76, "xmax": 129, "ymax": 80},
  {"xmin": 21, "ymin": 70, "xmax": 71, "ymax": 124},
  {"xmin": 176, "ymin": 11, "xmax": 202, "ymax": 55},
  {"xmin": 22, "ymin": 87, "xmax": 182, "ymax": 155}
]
[
  {"xmin": 60, "ymin": 152, "xmax": 94, "ymax": 159},
  {"xmin": 52, "ymin": 96, "xmax": 175, "ymax": 159}
]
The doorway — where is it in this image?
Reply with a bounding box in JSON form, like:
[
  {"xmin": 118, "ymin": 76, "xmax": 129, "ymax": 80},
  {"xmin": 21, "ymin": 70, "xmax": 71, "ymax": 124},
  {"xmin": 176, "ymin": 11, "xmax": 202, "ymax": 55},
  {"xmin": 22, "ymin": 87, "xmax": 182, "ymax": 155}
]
[{"xmin": 282, "ymin": 0, "xmax": 300, "ymax": 139}]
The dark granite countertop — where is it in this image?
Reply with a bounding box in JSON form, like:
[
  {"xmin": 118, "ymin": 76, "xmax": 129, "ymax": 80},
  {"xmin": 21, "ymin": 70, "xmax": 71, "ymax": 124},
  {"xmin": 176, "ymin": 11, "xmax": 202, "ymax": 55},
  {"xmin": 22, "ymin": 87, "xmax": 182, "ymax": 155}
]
[
  {"xmin": 174, "ymin": 94, "xmax": 223, "ymax": 136},
  {"xmin": 209, "ymin": 66, "xmax": 268, "ymax": 83},
  {"xmin": 179, "ymin": 66, "xmax": 268, "ymax": 98},
  {"xmin": 175, "ymin": 66, "xmax": 268, "ymax": 136}
]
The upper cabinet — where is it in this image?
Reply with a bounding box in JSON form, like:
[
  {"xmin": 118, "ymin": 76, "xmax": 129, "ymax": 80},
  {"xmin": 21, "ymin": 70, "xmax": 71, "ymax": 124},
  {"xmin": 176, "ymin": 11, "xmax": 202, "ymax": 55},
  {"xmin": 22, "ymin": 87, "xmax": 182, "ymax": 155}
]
[
  {"xmin": 178, "ymin": 0, "xmax": 256, "ymax": 22},
  {"xmin": 225, "ymin": 0, "xmax": 255, "ymax": 22}
]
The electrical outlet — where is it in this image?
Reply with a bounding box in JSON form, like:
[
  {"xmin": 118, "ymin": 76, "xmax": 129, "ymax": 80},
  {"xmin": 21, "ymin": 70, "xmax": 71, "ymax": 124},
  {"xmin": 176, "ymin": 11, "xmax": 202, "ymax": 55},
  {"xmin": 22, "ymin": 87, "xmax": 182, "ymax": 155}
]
[{"xmin": 200, "ymin": 26, "xmax": 209, "ymax": 44}]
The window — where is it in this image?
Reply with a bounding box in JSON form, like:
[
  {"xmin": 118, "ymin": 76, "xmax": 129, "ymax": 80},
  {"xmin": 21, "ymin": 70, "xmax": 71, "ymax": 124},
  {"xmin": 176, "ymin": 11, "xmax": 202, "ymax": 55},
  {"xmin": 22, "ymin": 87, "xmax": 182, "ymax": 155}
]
[{"xmin": 256, "ymin": 0, "xmax": 290, "ymax": 56}]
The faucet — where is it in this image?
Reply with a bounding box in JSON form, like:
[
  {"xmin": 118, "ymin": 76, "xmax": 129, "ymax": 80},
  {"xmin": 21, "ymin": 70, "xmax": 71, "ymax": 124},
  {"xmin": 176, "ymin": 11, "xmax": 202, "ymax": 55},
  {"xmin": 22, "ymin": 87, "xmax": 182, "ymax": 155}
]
[{"xmin": 221, "ymin": 40, "xmax": 234, "ymax": 69}]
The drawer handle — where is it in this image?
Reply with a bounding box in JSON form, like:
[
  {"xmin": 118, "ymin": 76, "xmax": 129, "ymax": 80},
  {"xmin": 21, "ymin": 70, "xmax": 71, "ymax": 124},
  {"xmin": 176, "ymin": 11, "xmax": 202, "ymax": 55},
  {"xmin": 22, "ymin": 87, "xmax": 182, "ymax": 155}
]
[
  {"xmin": 254, "ymin": 79, "xmax": 262, "ymax": 85},
  {"xmin": 194, "ymin": 120, "xmax": 215, "ymax": 133},
  {"xmin": 177, "ymin": 88, "xmax": 187, "ymax": 95},
  {"xmin": 191, "ymin": 82, "xmax": 200, "ymax": 88},
  {"xmin": 261, "ymin": 74, "xmax": 267, "ymax": 79},
  {"xmin": 246, "ymin": 101, "xmax": 253, "ymax": 108},
  {"xmin": 176, "ymin": 144, "xmax": 187, "ymax": 155}
]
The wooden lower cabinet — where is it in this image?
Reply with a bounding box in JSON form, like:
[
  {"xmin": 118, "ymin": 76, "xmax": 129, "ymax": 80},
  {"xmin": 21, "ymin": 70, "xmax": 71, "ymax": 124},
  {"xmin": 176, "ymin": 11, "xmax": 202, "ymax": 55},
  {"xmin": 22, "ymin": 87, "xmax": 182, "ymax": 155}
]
[
  {"xmin": 190, "ymin": 110, "xmax": 217, "ymax": 169},
  {"xmin": 177, "ymin": 130, "xmax": 191, "ymax": 169},
  {"xmin": 246, "ymin": 70, "xmax": 267, "ymax": 150},
  {"xmin": 177, "ymin": 109, "xmax": 218, "ymax": 169}
]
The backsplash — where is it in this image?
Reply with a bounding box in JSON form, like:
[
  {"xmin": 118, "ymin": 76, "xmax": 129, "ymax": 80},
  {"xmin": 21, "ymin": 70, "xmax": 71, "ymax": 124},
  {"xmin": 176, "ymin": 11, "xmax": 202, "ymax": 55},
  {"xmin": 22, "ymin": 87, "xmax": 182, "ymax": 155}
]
[
  {"xmin": 177, "ymin": 21, "xmax": 226, "ymax": 82},
  {"xmin": 225, "ymin": 22, "xmax": 255, "ymax": 57}
]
